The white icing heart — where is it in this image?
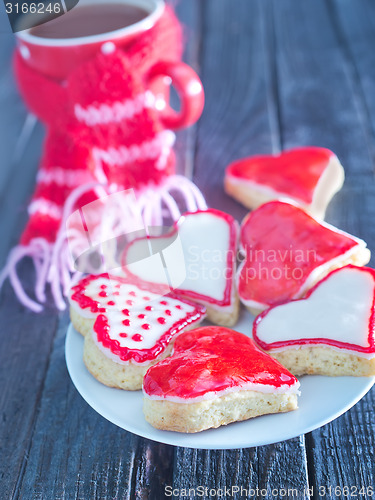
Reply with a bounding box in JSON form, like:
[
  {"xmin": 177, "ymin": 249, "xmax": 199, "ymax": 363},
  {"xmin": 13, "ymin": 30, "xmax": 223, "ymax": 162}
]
[
  {"xmin": 123, "ymin": 210, "xmax": 238, "ymax": 308},
  {"xmin": 253, "ymin": 266, "xmax": 375, "ymax": 355}
]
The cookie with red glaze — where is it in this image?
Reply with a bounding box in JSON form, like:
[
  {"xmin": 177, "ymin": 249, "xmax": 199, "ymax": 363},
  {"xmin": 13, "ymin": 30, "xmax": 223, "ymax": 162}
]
[
  {"xmin": 237, "ymin": 201, "xmax": 370, "ymax": 314},
  {"xmin": 253, "ymin": 265, "xmax": 375, "ymax": 377},
  {"xmin": 143, "ymin": 326, "xmax": 300, "ymax": 433},
  {"xmin": 225, "ymin": 147, "xmax": 344, "ymax": 219},
  {"xmin": 69, "ymin": 273, "xmax": 206, "ymax": 390},
  {"xmin": 123, "ymin": 209, "xmax": 239, "ymax": 326}
]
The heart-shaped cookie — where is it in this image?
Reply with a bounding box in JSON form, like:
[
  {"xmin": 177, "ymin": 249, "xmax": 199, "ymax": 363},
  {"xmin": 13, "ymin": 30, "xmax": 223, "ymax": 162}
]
[
  {"xmin": 143, "ymin": 326, "xmax": 300, "ymax": 432},
  {"xmin": 123, "ymin": 209, "xmax": 239, "ymax": 326},
  {"xmin": 69, "ymin": 273, "xmax": 206, "ymax": 389},
  {"xmin": 225, "ymin": 147, "xmax": 344, "ymax": 219},
  {"xmin": 253, "ymin": 265, "xmax": 375, "ymax": 376},
  {"xmin": 237, "ymin": 201, "xmax": 370, "ymax": 313}
]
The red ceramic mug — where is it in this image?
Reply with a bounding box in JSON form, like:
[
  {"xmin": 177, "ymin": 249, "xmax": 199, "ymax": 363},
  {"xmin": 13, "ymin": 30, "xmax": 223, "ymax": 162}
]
[{"xmin": 15, "ymin": 0, "xmax": 204, "ymax": 130}]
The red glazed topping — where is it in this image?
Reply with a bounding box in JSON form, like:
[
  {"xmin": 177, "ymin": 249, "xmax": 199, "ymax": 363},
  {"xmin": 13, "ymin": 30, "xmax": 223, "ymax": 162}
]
[
  {"xmin": 237, "ymin": 201, "xmax": 361, "ymax": 307},
  {"xmin": 132, "ymin": 334, "xmax": 143, "ymax": 342},
  {"xmin": 227, "ymin": 147, "xmax": 334, "ymax": 203},
  {"xmin": 143, "ymin": 327, "xmax": 298, "ymax": 400},
  {"xmin": 71, "ymin": 273, "xmax": 206, "ymax": 363}
]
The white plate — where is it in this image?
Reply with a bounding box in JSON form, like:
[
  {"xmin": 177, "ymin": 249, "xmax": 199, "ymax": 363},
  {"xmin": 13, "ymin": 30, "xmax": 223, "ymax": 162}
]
[{"xmin": 65, "ymin": 309, "xmax": 375, "ymax": 449}]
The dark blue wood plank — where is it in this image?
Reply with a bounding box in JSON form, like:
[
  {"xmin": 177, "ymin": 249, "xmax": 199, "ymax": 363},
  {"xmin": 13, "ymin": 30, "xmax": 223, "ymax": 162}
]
[
  {"xmin": 15, "ymin": 312, "xmax": 174, "ymax": 499},
  {"xmin": 0, "ymin": 4, "xmax": 45, "ymax": 263},
  {"xmin": 0, "ymin": 280, "xmax": 58, "ymax": 499},
  {"xmin": 10, "ymin": 2, "xmax": 197, "ymax": 498},
  {"xmin": 0, "ymin": 11, "xmax": 59, "ymax": 500},
  {"xmin": 271, "ymin": 0, "xmax": 374, "ymax": 181},
  {"xmin": 173, "ymin": 438, "xmax": 309, "ymax": 499},
  {"xmin": 193, "ymin": 0, "xmax": 283, "ymax": 221},
  {"xmin": 173, "ymin": 0, "xmax": 202, "ymax": 179},
  {"xmin": 270, "ymin": 0, "xmax": 375, "ymax": 495},
  {"xmin": 175, "ymin": 0, "xmax": 310, "ymax": 495}
]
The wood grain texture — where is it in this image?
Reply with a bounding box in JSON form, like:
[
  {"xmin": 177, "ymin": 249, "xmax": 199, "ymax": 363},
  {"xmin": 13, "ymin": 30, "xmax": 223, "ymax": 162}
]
[
  {"xmin": 0, "ymin": 4, "xmax": 45, "ymax": 263},
  {"xmin": 173, "ymin": 0, "xmax": 202, "ymax": 179},
  {"xmin": 15, "ymin": 313, "xmax": 174, "ymax": 500},
  {"xmin": 10, "ymin": 2, "xmax": 197, "ymax": 499},
  {"xmin": 270, "ymin": 0, "xmax": 375, "ymax": 495},
  {"xmin": 193, "ymin": 0, "xmax": 284, "ymax": 222},
  {"xmin": 0, "ymin": 11, "xmax": 58, "ymax": 498},
  {"xmin": 173, "ymin": 438, "xmax": 309, "ymax": 499},
  {"xmin": 1, "ymin": 0, "xmax": 375, "ymax": 497},
  {"xmin": 173, "ymin": 0, "xmax": 310, "ymax": 496},
  {"xmin": 271, "ymin": 0, "xmax": 374, "ymax": 181},
  {"xmin": 0, "ymin": 121, "xmax": 45, "ymax": 264},
  {"xmin": 330, "ymin": 0, "xmax": 375, "ymax": 172},
  {"xmin": 0, "ymin": 278, "xmax": 58, "ymax": 500}
]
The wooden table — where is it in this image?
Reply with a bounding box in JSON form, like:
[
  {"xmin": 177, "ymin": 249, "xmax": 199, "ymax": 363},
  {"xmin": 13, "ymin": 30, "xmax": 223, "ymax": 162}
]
[{"xmin": 1, "ymin": 1, "xmax": 375, "ymax": 498}]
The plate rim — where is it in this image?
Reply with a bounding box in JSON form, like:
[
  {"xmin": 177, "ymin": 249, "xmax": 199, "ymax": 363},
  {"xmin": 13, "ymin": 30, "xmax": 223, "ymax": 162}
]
[{"xmin": 65, "ymin": 323, "xmax": 375, "ymax": 449}]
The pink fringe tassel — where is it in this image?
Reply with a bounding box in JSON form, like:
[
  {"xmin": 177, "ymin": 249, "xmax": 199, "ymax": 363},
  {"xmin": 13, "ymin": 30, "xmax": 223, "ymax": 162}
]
[{"xmin": 0, "ymin": 176, "xmax": 207, "ymax": 312}]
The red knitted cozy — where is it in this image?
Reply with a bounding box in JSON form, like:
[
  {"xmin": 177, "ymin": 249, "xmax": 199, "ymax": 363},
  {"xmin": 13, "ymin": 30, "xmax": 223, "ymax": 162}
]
[
  {"xmin": 16, "ymin": 5, "xmax": 182, "ymax": 246},
  {"xmin": 1, "ymin": 6, "xmax": 207, "ymax": 312},
  {"xmin": 18, "ymin": 48, "xmax": 176, "ymax": 245}
]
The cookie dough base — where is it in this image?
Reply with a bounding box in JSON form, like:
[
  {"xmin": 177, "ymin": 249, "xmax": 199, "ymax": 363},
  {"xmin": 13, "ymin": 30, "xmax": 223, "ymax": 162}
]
[
  {"xmin": 205, "ymin": 295, "xmax": 240, "ymax": 327},
  {"xmin": 267, "ymin": 345, "xmax": 375, "ymax": 377},
  {"xmin": 83, "ymin": 333, "xmax": 174, "ymax": 390},
  {"xmin": 224, "ymin": 154, "xmax": 345, "ymax": 220},
  {"xmin": 244, "ymin": 245, "xmax": 371, "ymax": 317},
  {"xmin": 70, "ymin": 306, "xmax": 94, "ymax": 337},
  {"xmin": 143, "ymin": 390, "xmax": 298, "ymax": 433}
]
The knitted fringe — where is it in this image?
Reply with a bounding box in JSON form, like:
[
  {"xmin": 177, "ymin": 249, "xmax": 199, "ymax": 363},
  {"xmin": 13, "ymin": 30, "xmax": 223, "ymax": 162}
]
[{"xmin": 0, "ymin": 176, "xmax": 207, "ymax": 312}]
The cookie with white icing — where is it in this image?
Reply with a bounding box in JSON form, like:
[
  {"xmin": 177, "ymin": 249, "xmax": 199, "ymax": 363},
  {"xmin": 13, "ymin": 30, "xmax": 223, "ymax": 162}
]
[
  {"xmin": 237, "ymin": 200, "xmax": 370, "ymax": 315},
  {"xmin": 253, "ymin": 265, "xmax": 375, "ymax": 377},
  {"xmin": 143, "ymin": 326, "xmax": 300, "ymax": 433},
  {"xmin": 225, "ymin": 147, "xmax": 344, "ymax": 219},
  {"xmin": 69, "ymin": 273, "xmax": 206, "ymax": 390},
  {"xmin": 123, "ymin": 209, "xmax": 239, "ymax": 326}
]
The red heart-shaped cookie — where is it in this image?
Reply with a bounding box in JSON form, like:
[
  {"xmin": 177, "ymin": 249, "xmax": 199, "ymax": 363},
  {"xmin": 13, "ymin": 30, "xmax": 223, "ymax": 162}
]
[
  {"xmin": 225, "ymin": 147, "xmax": 344, "ymax": 218},
  {"xmin": 143, "ymin": 326, "xmax": 299, "ymax": 401},
  {"xmin": 237, "ymin": 201, "xmax": 370, "ymax": 312}
]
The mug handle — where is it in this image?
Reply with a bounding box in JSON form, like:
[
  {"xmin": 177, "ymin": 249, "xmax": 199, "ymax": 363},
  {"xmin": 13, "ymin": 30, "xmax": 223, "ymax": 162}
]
[{"xmin": 146, "ymin": 61, "xmax": 204, "ymax": 130}]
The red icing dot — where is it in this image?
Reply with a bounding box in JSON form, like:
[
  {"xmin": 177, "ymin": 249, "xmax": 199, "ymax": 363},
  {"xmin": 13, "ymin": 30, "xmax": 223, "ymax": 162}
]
[
  {"xmin": 132, "ymin": 334, "xmax": 143, "ymax": 342},
  {"xmin": 126, "ymin": 300, "xmax": 133, "ymax": 306},
  {"xmin": 122, "ymin": 309, "xmax": 130, "ymax": 316},
  {"xmin": 113, "ymin": 291, "xmax": 120, "ymax": 296},
  {"xmin": 100, "ymin": 284, "xmax": 107, "ymax": 290},
  {"xmin": 165, "ymin": 310, "xmax": 172, "ymax": 316},
  {"xmin": 107, "ymin": 301, "xmax": 115, "ymax": 306},
  {"xmin": 119, "ymin": 333, "xmax": 128, "ymax": 338},
  {"xmin": 142, "ymin": 323, "xmax": 151, "ymax": 330},
  {"xmin": 157, "ymin": 317, "xmax": 166, "ymax": 325},
  {"xmin": 138, "ymin": 313, "xmax": 146, "ymax": 319},
  {"xmin": 99, "ymin": 291, "xmax": 107, "ymax": 298},
  {"xmin": 116, "ymin": 284, "xmax": 121, "ymax": 289},
  {"xmin": 129, "ymin": 291, "xmax": 137, "ymax": 297},
  {"xmin": 145, "ymin": 306, "xmax": 153, "ymax": 311},
  {"xmin": 160, "ymin": 300, "xmax": 168, "ymax": 305},
  {"xmin": 122, "ymin": 319, "xmax": 131, "ymax": 326},
  {"xmin": 98, "ymin": 307, "xmax": 106, "ymax": 313},
  {"xmin": 176, "ymin": 305, "xmax": 182, "ymax": 310},
  {"xmin": 143, "ymin": 296, "xmax": 150, "ymax": 301}
]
